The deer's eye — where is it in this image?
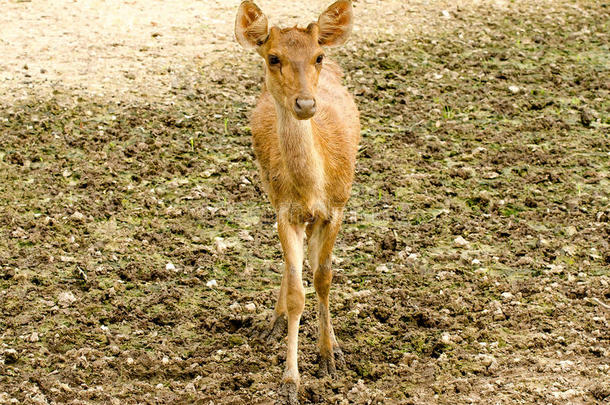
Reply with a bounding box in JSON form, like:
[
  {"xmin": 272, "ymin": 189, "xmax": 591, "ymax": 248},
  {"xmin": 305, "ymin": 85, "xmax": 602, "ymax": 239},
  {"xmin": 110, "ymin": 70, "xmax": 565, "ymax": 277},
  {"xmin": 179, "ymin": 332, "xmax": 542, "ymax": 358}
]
[
  {"xmin": 268, "ymin": 55, "xmax": 280, "ymax": 65},
  {"xmin": 316, "ymin": 54, "xmax": 324, "ymax": 64}
]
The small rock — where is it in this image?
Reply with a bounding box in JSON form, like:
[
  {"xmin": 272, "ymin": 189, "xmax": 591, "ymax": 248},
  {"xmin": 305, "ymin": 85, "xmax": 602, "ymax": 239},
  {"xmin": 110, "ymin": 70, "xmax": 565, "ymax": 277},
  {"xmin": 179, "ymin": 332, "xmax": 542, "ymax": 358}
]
[
  {"xmin": 436, "ymin": 271, "xmax": 455, "ymax": 280},
  {"xmin": 3, "ymin": 349, "xmax": 19, "ymax": 364},
  {"xmin": 565, "ymin": 225, "xmax": 577, "ymax": 237},
  {"xmin": 454, "ymin": 236, "xmax": 469, "ymax": 247},
  {"xmin": 478, "ymin": 354, "xmax": 497, "ymax": 369},
  {"xmin": 239, "ymin": 230, "xmax": 254, "ymax": 241},
  {"xmin": 155, "ymin": 383, "xmax": 164, "ymax": 389},
  {"xmin": 375, "ymin": 264, "xmax": 389, "ymax": 273},
  {"xmin": 508, "ymin": 85, "xmax": 520, "ymax": 94},
  {"xmin": 162, "ymin": 356, "xmax": 169, "ymax": 365},
  {"xmin": 229, "ymin": 302, "xmax": 242, "ymax": 312},
  {"xmin": 28, "ymin": 332, "xmax": 39, "ymax": 343},
  {"xmin": 126, "ymin": 357, "xmax": 134, "ymax": 365},
  {"xmin": 70, "ymin": 211, "xmax": 85, "ymax": 222},
  {"xmin": 493, "ymin": 307, "xmax": 505, "ymax": 320},
  {"xmin": 244, "ymin": 303, "xmax": 256, "ymax": 312},
  {"xmin": 560, "ymin": 245, "xmax": 576, "ymax": 256},
  {"xmin": 206, "ymin": 279, "xmax": 218, "ymax": 288},
  {"xmin": 580, "ymin": 110, "xmax": 593, "ymax": 127},
  {"xmin": 332, "ymin": 255, "xmax": 345, "ymax": 265},
  {"xmin": 57, "ymin": 291, "xmax": 76, "ymax": 307},
  {"xmin": 558, "ymin": 360, "xmax": 574, "ymax": 371},
  {"xmin": 214, "ymin": 237, "xmax": 228, "ymax": 253},
  {"xmin": 352, "ymin": 289, "xmax": 372, "ymax": 299},
  {"xmin": 441, "ymin": 10, "xmax": 451, "ymax": 18},
  {"xmin": 165, "ymin": 262, "xmax": 176, "ymax": 271},
  {"xmin": 501, "ymin": 292, "xmax": 514, "ymax": 301},
  {"xmin": 471, "ymin": 258, "xmax": 481, "ymax": 266},
  {"xmin": 552, "ymin": 389, "xmax": 580, "ymax": 400},
  {"xmin": 441, "ymin": 333, "xmax": 451, "ymax": 345},
  {"xmin": 489, "ymin": 300, "xmax": 505, "ymax": 320},
  {"xmin": 407, "ymin": 253, "xmax": 418, "ymax": 263},
  {"xmin": 589, "ymin": 248, "xmax": 601, "ymax": 260}
]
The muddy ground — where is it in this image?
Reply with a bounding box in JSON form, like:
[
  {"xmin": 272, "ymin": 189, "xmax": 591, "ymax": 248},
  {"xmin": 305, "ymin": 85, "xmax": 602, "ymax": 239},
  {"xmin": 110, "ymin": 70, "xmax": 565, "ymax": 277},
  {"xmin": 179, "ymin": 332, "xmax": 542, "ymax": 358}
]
[{"xmin": 0, "ymin": 0, "xmax": 609, "ymax": 404}]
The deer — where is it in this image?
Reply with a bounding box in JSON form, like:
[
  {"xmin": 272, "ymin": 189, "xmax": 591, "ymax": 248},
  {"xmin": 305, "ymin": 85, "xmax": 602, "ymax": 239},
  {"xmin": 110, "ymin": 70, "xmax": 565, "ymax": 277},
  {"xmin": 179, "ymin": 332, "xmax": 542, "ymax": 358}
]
[{"xmin": 235, "ymin": 1, "xmax": 359, "ymax": 403}]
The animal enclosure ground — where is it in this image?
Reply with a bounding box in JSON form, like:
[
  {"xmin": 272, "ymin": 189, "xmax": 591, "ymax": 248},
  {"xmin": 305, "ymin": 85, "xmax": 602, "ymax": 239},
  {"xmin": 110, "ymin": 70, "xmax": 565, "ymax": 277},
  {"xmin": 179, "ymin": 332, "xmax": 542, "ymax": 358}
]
[{"xmin": 0, "ymin": 0, "xmax": 609, "ymax": 404}]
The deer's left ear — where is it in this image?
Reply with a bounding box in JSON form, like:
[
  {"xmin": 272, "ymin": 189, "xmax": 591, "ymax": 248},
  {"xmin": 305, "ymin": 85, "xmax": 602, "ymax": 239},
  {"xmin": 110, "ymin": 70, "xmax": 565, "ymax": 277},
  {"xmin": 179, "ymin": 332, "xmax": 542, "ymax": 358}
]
[
  {"xmin": 317, "ymin": 0, "xmax": 353, "ymax": 47},
  {"xmin": 235, "ymin": 1, "xmax": 269, "ymax": 49}
]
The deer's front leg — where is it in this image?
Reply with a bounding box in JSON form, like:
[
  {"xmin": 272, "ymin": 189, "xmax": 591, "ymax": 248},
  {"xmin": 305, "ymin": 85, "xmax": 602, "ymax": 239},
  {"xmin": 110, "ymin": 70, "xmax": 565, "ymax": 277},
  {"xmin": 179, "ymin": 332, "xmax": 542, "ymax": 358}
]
[
  {"xmin": 276, "ymin": 209, "xmax": 306, "ymax": 405},
  {"xmin": 308, "ymin": 210, "xmax": 344, "ymax": 377}
]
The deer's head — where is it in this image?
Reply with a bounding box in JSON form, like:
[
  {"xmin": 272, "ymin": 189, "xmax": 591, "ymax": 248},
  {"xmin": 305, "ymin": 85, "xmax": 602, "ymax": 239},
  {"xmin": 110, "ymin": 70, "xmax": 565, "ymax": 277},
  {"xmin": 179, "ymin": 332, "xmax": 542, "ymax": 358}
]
[{"xmin": 235, "ymin": 1, "xmax": 353, "ymax": 120}]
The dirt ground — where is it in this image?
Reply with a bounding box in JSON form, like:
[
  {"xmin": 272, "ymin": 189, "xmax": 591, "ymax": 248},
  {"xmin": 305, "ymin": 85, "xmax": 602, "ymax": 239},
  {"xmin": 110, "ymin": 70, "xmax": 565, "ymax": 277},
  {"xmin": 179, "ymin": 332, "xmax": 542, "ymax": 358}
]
[{"xmin": 0, "ymin": 0, "xmax": 609, "ymax": 404}]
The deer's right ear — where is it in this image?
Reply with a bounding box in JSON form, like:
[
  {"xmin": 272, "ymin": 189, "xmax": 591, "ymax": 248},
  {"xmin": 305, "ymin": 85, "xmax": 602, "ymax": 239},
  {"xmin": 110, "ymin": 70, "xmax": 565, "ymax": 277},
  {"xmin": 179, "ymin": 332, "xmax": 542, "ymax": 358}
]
[{"xmin": 235, "ymin": 1, "xmax": 269, "ymax": 49}]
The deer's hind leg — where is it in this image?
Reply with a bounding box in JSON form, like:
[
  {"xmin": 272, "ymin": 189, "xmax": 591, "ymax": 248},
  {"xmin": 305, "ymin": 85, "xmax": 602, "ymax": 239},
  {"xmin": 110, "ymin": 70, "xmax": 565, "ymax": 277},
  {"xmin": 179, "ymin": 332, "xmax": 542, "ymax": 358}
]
[
  {"xmin": 260, "ymin": 276, "xmax": 289, "ymax": 344},
  {"xmin": 307, "ymin": 209, "xmax": 344, "ymax": 377}
]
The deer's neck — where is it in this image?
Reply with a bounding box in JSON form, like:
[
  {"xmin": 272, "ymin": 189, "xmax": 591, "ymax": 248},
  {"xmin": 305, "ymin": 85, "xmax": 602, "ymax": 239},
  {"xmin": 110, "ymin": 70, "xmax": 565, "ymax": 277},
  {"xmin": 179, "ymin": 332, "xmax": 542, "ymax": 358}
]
[{"xmin": 275, "ymin": 103, "xmax": 324, "ymax": 201}]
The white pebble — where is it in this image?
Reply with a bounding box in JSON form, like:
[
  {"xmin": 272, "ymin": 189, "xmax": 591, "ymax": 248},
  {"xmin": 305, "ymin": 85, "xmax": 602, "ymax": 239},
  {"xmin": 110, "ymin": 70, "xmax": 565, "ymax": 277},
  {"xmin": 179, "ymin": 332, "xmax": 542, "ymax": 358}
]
[
  {"xmin": 214, "ymin": 237, "xmax": 228, "ymax": 253},
  {"xmin": 244, "ymin": 303, "xmax": 256, "ymax": 312},
  {"xmin": 165, "ymin": 262, "xmax": 176, "ymax": 271},
  {"xmin": 501, "ymin": 292, "xmax": 514, "ymax": 300},
  {"xmin": 57, "ymin": 291, "xmax": 76, "ymax": 307},
  {"xmin": 352, "ymin": 289, "xmax": 372, "ymax": 299},
  {"xmin": 508, "ymin": 85, "xmax": 520, "ymax": 93},
  {"xmin": 70, "ymin": 211, "xmax": 85, "ymax": 221},
  {"xmin": 454, "ymin": 236, "xmax": 469, "ymax": 247},
  {"xmin": 375, "ymin": 264, "xmax": 389, "ymax": 273},
  {"xmin": 206, "ymin": 279, "xmax": 218, "ymax": 288},
  {"xmin": 229, "ymin": 302, "xmax": 242, "ymax": 312},
  {"xmin": 471, "ymin": 258, "xmax": 481, "ymax": 265}
]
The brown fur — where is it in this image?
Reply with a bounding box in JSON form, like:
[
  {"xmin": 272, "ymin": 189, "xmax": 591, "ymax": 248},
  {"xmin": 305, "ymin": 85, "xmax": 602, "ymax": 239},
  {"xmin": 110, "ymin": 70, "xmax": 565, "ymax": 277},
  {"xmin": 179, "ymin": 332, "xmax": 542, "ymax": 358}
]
[
  {"xmin": 251, "ymin": 57, "xmax": 359, "ymax": 221},
  {"xmin": 235, "ymin": 2, "xmax": 358, "ymax": 402}
]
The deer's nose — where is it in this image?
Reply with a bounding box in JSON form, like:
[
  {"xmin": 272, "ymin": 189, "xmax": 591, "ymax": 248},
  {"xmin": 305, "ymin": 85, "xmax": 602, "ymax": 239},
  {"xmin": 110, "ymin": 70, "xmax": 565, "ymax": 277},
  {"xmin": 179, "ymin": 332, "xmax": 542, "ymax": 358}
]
[{"xmin": 294, "ymin": 97, "xmax": 316, "ymax": 119}]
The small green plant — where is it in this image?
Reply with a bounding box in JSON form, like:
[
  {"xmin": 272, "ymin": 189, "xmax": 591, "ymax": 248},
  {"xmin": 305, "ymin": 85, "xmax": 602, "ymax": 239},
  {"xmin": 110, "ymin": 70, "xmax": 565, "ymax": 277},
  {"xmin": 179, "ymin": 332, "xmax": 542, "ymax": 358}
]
[{"xmin": 442, "ymin": 105, "xmax": 455, "ymax": 120}]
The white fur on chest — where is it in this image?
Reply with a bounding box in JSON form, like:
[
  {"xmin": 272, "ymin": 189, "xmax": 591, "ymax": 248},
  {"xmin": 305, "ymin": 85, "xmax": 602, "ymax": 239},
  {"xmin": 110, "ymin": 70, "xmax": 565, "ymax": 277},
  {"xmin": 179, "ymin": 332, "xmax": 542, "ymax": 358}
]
[{"xmin": 276, "ymin": 105, "xmax": 325, "ymax": 204}]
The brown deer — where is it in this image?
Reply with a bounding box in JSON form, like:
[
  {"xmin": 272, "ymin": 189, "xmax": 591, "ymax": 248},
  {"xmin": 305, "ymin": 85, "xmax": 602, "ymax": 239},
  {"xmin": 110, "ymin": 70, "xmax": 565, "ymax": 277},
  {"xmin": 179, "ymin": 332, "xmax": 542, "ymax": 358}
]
[{"xmin": 235, "ymin": 1, "xmax": 359, "ymax": 403}]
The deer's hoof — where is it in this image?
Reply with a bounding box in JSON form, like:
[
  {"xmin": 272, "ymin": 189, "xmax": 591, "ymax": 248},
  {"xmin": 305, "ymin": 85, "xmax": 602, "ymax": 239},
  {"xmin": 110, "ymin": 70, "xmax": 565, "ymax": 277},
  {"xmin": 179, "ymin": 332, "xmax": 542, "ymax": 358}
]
[
  {"xmin": 277, "ymin": 381, "xmax": 299, "ymax": 405},
  {"xmin": 333, "ymin": 345, "xmax": 346, "ymax": 369},
  {"xmin": 317, "ymin": 353, "xmax": 336, "ymax": 378},
  {"xmin": 317, "ymin": 345, "xmax": 344, "ymax": 377},
  {"xmin": 259, "ymin": 313, "xmax": 287, "ymax": 345}
]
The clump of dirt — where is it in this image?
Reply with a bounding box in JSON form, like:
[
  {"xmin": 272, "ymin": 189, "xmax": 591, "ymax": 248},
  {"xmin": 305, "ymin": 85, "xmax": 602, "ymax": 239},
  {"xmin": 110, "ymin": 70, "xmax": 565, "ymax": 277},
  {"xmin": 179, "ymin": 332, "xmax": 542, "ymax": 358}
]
[{"xmin": 0, "ymin": 0, "xmax": 608, "ymax": 404}]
